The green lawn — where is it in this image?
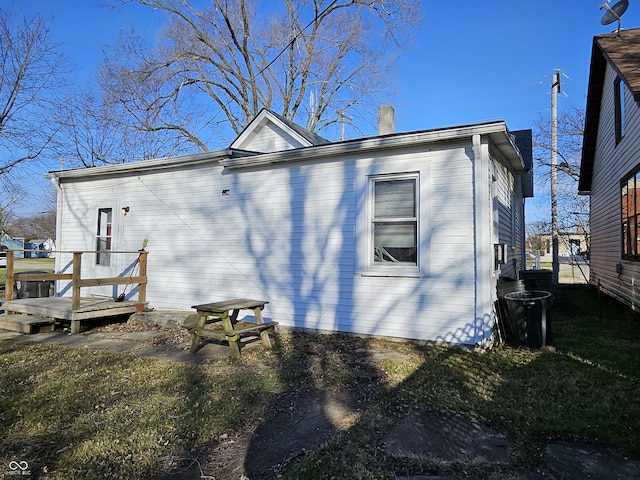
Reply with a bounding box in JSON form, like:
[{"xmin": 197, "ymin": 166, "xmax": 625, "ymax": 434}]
[
  {"xmin": 1, "ymin": 284, "xmax": 639, "ymax": 479},
  {"xmin": 0, "ymin": 258, "xmax": 55, "ymax": 295}
]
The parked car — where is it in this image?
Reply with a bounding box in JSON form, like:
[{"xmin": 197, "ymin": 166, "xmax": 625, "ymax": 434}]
[{"xmin": 0, "ymin": 250, "xmax": 6, "ymax": 268}]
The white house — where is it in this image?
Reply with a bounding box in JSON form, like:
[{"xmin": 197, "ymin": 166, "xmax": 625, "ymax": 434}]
[
  {"xmin": 579, "ymin": 28, "xmax": 640, "ymax": 309},
  {"xmin": 47, "ymin": 109, "xmax": 532, "ymax": 346}
]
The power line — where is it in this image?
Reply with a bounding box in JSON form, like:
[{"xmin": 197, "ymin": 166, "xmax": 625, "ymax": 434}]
[{"xmin": 195, "ymin": 0, "xmax": 338, "ymax": 134}]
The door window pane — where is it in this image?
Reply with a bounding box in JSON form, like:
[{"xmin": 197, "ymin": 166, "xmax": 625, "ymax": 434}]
[{"xmin": 96, "ymin": 208, "xmax": 112, "ymax": 266}]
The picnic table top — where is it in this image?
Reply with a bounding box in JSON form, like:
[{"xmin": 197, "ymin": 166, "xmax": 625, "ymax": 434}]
[{"xmin": 191, "ymin": 298, "xmax": 269, "ymax": 313}]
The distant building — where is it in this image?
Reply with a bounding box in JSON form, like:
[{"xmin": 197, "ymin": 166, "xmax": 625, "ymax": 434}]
[
  {"xmin": 528, "ymin": 229, "xmax": 589, "ymax": 259},
  {"xmin": 0, "ymin": 231, "xmax": 25, "ymax": 259}
]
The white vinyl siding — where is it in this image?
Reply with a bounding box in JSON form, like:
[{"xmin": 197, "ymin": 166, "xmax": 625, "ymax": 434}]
[
  {"xmin": 54, "ymin": 124, "xmax": 524, "ymax": 345},
  {"xmin": 56, "ymin": 143, "xmax": 485, "ymax": 343},
  {"xmin": 493, "ymin": 156, "xmax": 523, "ymax": 279}
]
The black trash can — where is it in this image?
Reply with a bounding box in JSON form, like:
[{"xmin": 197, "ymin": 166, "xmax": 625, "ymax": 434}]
[
  {"xmin": 503, "ymin": 290, "xmax": 551, "ymax": 348},
  {"xmin": 519, "ymin": 269, "xmax": 554, "ymax": 301},
  {"xmin": 15, "ymin": 271, "xmax": 52, "ymax": 299}
]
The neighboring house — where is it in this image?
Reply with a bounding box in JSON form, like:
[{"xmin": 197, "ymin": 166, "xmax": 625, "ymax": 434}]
[
  {"xmin": 47, "ymin": 109, "xmax": 532, "ymax": 346},
  {"xmin": 0, "ymin": 232, "xmax": 25, "ymax": 259},
  {"xmin": 529, "ymin": 228, "xmax": 589, "ymax": 258},
  {"xmin": 25, "ymin": 238, "xmax": 56, "ymax": 258},
  {"xmin": 579, "ymin": 28, "xmax": 640, "ymax": 309}
]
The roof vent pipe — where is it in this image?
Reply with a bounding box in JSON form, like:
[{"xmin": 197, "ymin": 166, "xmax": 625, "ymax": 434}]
[{"xmin": 378, "ymin": 105, "xmax": 395, "ymax": 135}]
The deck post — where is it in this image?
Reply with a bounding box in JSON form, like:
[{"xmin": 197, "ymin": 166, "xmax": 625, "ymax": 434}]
[
  {"xmin": 71, "ymin": 252, "xmax": 82, "ymax": 334},
  {"xmin": 5, "ymin": 251, "xmax": 14, "ymax": 300},
  {"xmin": 138, "ymin": 250, "xmax": 147, "ymax": 302}
]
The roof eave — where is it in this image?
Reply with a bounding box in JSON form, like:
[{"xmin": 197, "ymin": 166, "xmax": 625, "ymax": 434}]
[
  {"xmin": 221, "ymin": 122, "xmax": 526, "ymax": 172},
  {"xmin": 45, "ymin": 149, "xmax": 230, "ymax": 181},
  {"xmin": 579, "ymin": 37, "xmax": 608, "ymax": 193}
]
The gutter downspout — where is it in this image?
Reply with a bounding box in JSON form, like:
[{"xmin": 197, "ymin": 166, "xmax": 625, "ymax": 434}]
[
  {"xmin": 50, "ymin": 174, "xmax": 63, "ymax": 294},
  {"xmin": 472, "ymin": 134, "xmax": 492, "ymax": 347}
]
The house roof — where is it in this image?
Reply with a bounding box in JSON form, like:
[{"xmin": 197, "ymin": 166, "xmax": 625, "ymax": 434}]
[
  {"xmin": 266, "ymin": 109, "xmax": 330, "ymax": 147},
  {"xmin": 48, "ymin": 120, "xmax": 527, "ymax": 186},
  {"xmin": 221, "ymin": 120, "xmax": 528, "ymax": 175},
  {"xmin": 45, "ymin": 150, "xmax": 231, "ymax": 181},
  {"xmin": 230, "ymin": 109, "xmax": 330, "ymax": 151},
  {"xmin": 579, "ymin": 28, "xmax": 640, "ymax": 192}
]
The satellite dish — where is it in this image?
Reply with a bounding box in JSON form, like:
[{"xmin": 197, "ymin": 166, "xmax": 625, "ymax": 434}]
[{"xmin": 600, "ymin": 0, "xmax": 629, "ymax": 35}]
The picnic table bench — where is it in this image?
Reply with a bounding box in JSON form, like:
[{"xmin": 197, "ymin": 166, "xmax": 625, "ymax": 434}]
[{"xmin": 186, "ymin": 299, "xmax": 278, "ymax": 358}]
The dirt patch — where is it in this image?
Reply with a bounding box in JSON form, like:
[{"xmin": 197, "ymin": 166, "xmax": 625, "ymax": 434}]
[
  {"xmin": 155, "ymin": 386, "xmax": 371, "ymax": 480},
  {"xmin": 383, "ymin": 410, "xmax": 514, "ymax": 463},
  {"xmin": 543, "ymin": 441, "xmax": 640, "ymax": 479},
  {"xmin": 243, "ymin": 387, "xmax": 367, "ymax": 478}
]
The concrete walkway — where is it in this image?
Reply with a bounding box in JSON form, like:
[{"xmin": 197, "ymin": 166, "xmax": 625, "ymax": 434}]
[{"xmin": 0, "ymin": 323, "xmax": 241, "ymax": 364}]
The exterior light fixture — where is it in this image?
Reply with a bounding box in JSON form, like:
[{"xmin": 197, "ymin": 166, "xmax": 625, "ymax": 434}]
[{"xmin": 122, "ymin": 206, "xmax": 130, "ymax": 215}]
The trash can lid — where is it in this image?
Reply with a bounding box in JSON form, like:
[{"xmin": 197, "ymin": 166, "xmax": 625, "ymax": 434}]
[{"xmin": 503, "ymin": 290, "xmax": 551, "ymax": 301}]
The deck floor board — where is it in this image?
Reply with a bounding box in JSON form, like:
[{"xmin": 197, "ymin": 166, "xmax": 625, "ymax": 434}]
[{"xmin": 2, "ymin": 297, "xmax": 142, "ymax": 321}]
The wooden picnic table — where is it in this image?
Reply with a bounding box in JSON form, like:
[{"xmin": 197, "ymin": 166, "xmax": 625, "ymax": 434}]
[{"xmin": 187, "ymin": 299, "xmax": 278, "ymax": 358}]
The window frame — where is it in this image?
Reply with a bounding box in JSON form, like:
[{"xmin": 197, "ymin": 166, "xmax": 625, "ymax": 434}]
[
  {"xmin": 615, "ymin": 77, "xmax": 626, "ymax": 145},
  {"xmin": 96, "ymin": 207, "xmax": 113, "ymax": 266},
  {"xmin": 621, "ymin": 166, "xmax": 640, "ymax": 260},
  {"xmin": 364, "ymin": 172, "xmax": 421, "ymax": 277}
]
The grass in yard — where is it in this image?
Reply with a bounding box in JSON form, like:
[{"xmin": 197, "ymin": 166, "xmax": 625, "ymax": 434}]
[
  {"xmin": 0, "ymin": 345, "xmax": 285, "ymax": 478},
  {"xmin": 0, "ymin": 258, "xmax": 55, "ymax": 291},
  {"xmin": 1, "ymin": 284, "xmax": 639, "ymax": 479}
]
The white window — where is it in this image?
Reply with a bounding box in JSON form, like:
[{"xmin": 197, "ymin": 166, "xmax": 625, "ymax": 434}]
[
  {"xmin": 96, "ymin": 208, "xmax": 112, "ymax": 266},
  {"xmin": 366, "ymin": 173, "xmax": 419, "ymax": 275}
]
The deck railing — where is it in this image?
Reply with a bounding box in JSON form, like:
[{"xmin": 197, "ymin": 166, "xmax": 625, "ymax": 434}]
[{"xmin": 4, "ymin": 250, "xmax": 148, "ymax": 310}]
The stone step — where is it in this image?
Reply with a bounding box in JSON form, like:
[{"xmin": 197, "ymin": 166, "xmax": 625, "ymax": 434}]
[{"xmin": 0, "ymin": 314, "xmax": 56, "ymax": 334}]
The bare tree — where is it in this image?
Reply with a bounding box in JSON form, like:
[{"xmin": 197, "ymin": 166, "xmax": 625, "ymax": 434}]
[
  {"xmin": 526, "ymin": 221, "xmax": 550, "ymax": 252},
  {"xmin": 532, "ymin": 106, "xmax": 589, "ymax": 242},
  {"xmin": 0, "ymin": 8, "xmax": 65, "ymax": 174},
  {"xmin": 534, "ymin": 107, "xmax": 584, "ymax": 181},
  {"xmin": 52, "ymin": 86, "xmax": 189, "ymax": 168},
  {"xmin": 101, "ymin": 0, "xmax": 421, "ymax": 152},
  {"xmin": 0, "ymin": 178, "xmax": 23, "ymax": 234},
  {"xmin": 12, "ymin": 210, "xmax": 56, "ymax": 240}
]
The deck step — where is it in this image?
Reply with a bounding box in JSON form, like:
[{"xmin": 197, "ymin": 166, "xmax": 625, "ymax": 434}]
[{"xmin": 0, "ymin": 314, "xmax": 56, "ymax": 334}]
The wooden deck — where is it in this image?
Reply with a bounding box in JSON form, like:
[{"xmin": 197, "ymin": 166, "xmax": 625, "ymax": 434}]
[
  {"xmin": 1, "ymin": 249, "xmax": 149, "ymax": 334},
  {"xmin": 1, "ymin": 297, "xmax": 145, "ymax": 334},
  {"xmin": 0, "ymin": 314, "xmax": 57, "ymax": 334}
]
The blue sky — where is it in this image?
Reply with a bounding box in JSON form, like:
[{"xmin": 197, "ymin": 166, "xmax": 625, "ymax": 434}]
[{"xmin": 11, "ymin": 0, "xmax": 640, "ymax": 221}]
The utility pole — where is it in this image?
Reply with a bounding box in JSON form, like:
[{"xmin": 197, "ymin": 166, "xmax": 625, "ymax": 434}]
[{"xmin": 551, "ymin": 69, "xmax": 560, "ymax": 284}]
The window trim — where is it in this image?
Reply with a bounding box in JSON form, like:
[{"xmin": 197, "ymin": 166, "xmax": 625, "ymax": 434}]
[
  {"xmin": 621, "ymin": 166, "xmax": 640, "ymax": 260},
  {"xmin": 615, "ymin": 77, "xmax": 626, "ymax": 145},
  {"xmin": 96, "ymin": 207, "xmax": 113, "ymax": 266},
  {"xmin": 363, "ymin": 172, "xmax": 421, "ymax": 277}
]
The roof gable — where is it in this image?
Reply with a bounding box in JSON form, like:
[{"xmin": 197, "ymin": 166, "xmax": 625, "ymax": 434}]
[
  {"xmin": 230, "ymin": 109, "xmax": 329, "ymax": 153},
  {"xmin": 579, "ymin": 28, "xmax": 640, "ymax": 192}
]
